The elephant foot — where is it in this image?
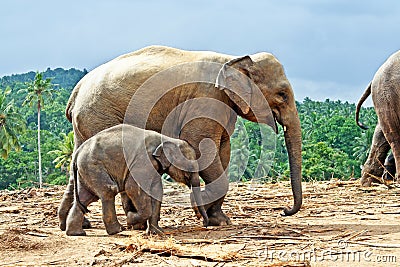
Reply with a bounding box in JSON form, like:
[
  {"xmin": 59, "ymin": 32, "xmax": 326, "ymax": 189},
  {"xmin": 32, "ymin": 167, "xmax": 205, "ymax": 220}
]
[
  {"xmin": 66, "ymin": 228, "xmax": 86, "ymax": 236},
  {"xmin": 360, "ymin": 174, "xmax": 385, "ymax": 187},
  {"xmin": 207, "ymin": 211, "xmax": 231, "ymax": 226},
  {"xmin": 126, "ymin": 211, "xmax": 147, "ymax": 230},
  {"xmin": 60, "ymin": 214, "xmax": 91, "ymax": 230},
  {"xmin": 82, "ymin": 217, "xmax": 92, "ymax": 229},
  {"xmin": 58, "ymin": 208, "xmax": 70, "ymax": 231},
  {"xmin": 131, "ymin": 222, "xmax": 147, "ymax": 230},
  {"xmin": 105, "ymin": 222, "xmax": 124, "ymax": 235},
  {"xmin": 360, "ymin": 176, "xmax": 373, "ymax": 187}
]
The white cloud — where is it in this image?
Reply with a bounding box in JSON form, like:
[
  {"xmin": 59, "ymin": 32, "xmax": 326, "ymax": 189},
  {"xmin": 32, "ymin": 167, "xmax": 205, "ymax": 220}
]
[{"xmin": 0, "ymin": 0, "xmax": 399, "ymax": 105}]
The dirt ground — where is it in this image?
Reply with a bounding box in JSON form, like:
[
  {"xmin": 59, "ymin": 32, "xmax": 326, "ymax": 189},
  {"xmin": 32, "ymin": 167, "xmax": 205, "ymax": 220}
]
[{"xmin": 0, "ymin": 179, "xmax": 399, "ymax": 267}]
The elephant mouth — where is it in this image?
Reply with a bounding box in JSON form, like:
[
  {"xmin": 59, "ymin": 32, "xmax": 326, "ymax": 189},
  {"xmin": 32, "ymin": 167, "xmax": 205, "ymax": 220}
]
[{"xmin": 271, "ymin": 111, "xmax": 279, "ymax": 134}]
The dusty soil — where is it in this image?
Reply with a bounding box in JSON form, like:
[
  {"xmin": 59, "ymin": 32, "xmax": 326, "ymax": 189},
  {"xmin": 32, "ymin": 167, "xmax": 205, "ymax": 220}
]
[{"xmin": 0, "ymin": 180, "xmax": 399, "ymax": 267}]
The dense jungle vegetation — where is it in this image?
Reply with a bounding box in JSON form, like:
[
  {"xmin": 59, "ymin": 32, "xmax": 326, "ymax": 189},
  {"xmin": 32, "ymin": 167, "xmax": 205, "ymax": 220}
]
[{"xmin": 0, "ymin": 68, "xmax": 377, "ymax": 189}]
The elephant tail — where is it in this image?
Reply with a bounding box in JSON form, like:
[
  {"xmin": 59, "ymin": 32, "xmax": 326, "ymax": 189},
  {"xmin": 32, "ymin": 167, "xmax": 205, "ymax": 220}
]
[
  {"xmin": 72, "ymin": 156, "xmax": 90, "ymax": 214},
  {"xmin": 355, "ymin": 82, "xmax": 371, "ymax": 130},
  {"xmin": 65, "ymin": 94, "xmax": 75, "ymax": 122},
  {"xmin": 65, "ymin": 81, "xmax": 82, "ymax": 122}
]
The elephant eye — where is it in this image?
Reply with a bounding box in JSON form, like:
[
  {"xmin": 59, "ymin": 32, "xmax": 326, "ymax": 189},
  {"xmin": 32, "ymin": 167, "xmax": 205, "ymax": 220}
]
[{"xmin": 278, "ymin": 91, "xmax": 288, "ymax": 102}]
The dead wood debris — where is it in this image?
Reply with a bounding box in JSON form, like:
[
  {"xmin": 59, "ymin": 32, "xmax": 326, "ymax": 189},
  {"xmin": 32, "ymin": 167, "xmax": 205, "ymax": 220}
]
[
  {"xmin": 121, "ymin": 235, "xmax": 245, "ymax": 262},
  {"xmin": 1, "ymin": 180, "xmax": 400, "ymax": 266}
]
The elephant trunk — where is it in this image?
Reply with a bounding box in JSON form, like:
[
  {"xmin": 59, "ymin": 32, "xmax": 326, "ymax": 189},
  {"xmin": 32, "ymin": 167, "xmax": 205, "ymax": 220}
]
[
  {"xmin": 190, "ymin": 173, "xmax": 209, "ymax": 226},
  {"xmin": 282, "ymin": 115, "xmax": 303, "ymax": 216}
]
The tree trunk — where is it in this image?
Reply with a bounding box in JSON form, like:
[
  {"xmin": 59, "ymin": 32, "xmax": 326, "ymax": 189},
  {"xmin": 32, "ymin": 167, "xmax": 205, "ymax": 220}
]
[{"xmin": 37, "ymin": 101, "xmax": 42, "ymax": 188}]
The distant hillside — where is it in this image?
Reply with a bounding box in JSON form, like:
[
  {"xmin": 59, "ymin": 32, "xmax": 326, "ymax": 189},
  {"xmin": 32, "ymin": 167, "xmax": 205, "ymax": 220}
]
[{"xmin": 0, "ymin": 67, "xmax": 87, "ymax": 91}]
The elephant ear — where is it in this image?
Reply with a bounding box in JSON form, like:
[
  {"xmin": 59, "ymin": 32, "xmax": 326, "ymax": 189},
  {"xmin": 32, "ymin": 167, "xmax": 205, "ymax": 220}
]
[
  {"xmin": 153, "ymin": 141, "xmax": 197, "ymax": 172},
  {"xmin": 153, "ymin": 143, "xmax": 172, "ymax": 171},
  {"xmin": 216, "ymin": 56, "xmax": 277, "ymax": 132},
  {"xmin": 216, "ymin": 56, "xmax": 255, "ymax": 115}
]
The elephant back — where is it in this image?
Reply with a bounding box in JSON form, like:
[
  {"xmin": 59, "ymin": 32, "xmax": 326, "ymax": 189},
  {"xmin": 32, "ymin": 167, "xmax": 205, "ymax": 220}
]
[{"xmin": 66, "ymin": 46, "xmax": 233, "ymax": 143}]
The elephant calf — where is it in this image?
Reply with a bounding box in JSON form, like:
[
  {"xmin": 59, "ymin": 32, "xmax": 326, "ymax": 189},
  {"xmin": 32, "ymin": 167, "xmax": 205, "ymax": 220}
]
[{"xmin": 62, "ymin": 124, "xmax": 208, "ymax": 236}]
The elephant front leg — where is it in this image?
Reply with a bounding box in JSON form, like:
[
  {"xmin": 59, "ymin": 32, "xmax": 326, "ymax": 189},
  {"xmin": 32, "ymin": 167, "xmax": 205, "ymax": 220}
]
[
  {"xmin": 101, "ymin": 197, "xmax": 124, "ymax": 235},
  {"xmin": 147, "ymin": 178, "xmax": 163, "ymax": 234},
  {"xmin": 185, "ymin": 129, "xmax": 231, "ymax": 226},
  {"xmin": 125, "ymin": 176, "xmax": 154, "ymax": 232},
  {"xmin": 145, "ymin": 198, "xmax": 163, "ymax": 235},
  {"xmin": 120, "ymin": 191, "xmax": 147, "ymax": 230},
  {"xmin": 197, "ymin": 171, "xmax": 230, "ymax": 226},
  {"xmin": 199, "ymin": 137, "xmax": 231, "ymax": 226}
]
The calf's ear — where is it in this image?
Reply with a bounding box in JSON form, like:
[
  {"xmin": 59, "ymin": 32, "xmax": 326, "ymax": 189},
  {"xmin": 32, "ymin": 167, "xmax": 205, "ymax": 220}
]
[{"xmin": 153, "ymin": 143, "xmax": 171, "ymax": 171}]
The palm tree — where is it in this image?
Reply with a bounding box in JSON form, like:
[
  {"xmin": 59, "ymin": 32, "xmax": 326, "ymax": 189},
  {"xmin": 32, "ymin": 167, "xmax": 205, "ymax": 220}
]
[
  {"xmin": 48, "ymin": 131, "xmax": 74, "ymax": 176},
  {"xmin": 0, "ymin": 87, "xmax": 25, "ymax": 159},
  {"xmin": 21, "ymin": 72, "xmax": 54, "ymax": 188}
]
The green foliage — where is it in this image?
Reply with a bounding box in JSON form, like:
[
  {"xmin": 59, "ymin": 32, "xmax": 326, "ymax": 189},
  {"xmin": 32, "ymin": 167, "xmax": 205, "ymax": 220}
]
[
  {"xmin": 229, "ymin": 97, "xmax": 377, "ymax": 182},
  {"xmin": 0, "ymin": 87, "xmax": 26, "ymax": 159},
  {"xmin": 229, "ymin": 119, "xmax": 276, "ymax": 182},
  {"xmin": 0, "ymin": 68, "xmax": 84, "ymax": 189},
  {"xmin": 297, "ymin": 98, "xmax": 376, "ymax": 180},
  {"xmin": 0, "ymin": 67, "xmax": 378, "ymax": 188},
  {"xmin": 302, "ymin": 142, "xmax": 357, "ymax": 180},
  {"xmin": 48, "ymin": 131, "xmax": 74, "ymax": 170},
  {"xmin": 0, "ymin": 129, "xmax": 66, "ymax": 189}
]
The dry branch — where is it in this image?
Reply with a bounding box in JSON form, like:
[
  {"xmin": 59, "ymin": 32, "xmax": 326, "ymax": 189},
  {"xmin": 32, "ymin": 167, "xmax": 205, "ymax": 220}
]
[
  {"xmin": 348, "ymin": 241, "xmax": 400, "ymax": 248},
  {"xmin": 233, "ymin": 235, "xmax": 312, "ymax": 241},
  {"xmin": 345, "ymin": 230, "xmax": 368, "ymax": 241}
]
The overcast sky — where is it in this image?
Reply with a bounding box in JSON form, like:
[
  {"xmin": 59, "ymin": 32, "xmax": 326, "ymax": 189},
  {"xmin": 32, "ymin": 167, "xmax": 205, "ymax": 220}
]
[{"xmin": 1, "ymin": 0, "xmax": 400, "ymax": 103}]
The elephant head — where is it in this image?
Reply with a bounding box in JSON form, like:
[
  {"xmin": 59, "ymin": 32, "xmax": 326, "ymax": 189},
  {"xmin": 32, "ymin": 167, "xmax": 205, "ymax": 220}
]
[
  {"xmin": 216, "ymin": 55, "xmax": 302, "ymax": 216},
  {"xmin": 153, "ymin": 140, "xmax": 209, "ymax": 226}
]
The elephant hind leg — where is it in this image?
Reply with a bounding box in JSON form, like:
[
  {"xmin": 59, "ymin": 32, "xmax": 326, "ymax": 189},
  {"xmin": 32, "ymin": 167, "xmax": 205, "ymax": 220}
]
[
  {"xmin": 65, "ymin": 187, "xmax": 98, "ymax": 236},
  {"xmin": 360, "ymin": 124, "xmax": 390, "ymax": 187},
  {"xmin": 59, "ymin": 123, "xmax": 88, "ymax": 231},
  {"xmin": 386, "ymin": 140, "xmax": 400, "ymax": 182},
  {"xmin": 91, "ymin": 174, "xmax": 122, "ymax": 235},
  {"xmin": 377, "ymin": 104, "xmax": 400, "ymax": 182},
  {"xmin": 58, "ymin": 176, "xmax": 75, "ymax": 231}
]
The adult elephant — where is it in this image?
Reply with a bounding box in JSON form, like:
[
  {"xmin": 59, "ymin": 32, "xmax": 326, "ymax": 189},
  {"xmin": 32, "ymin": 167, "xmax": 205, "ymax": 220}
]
[
  {"xmin": 59, "ymin": 45, "xmax": 302, "ymax": 227},
  {"xmin": 356, "ymin": 50, "xmax": 400, "ymax": 186}
]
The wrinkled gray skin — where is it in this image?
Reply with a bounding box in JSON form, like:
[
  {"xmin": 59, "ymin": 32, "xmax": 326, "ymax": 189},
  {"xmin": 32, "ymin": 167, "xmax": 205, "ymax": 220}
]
[
  {"xmin": 356, "ymin": 50, "xmax": 400, "ymax": 186},
  {"xmin": 63, "ymin": 124, "xmax": 208, "ymax": 236},
  {"xmin": 61, "ymin": 46, "xmax": 303, "ymax": 227}
]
